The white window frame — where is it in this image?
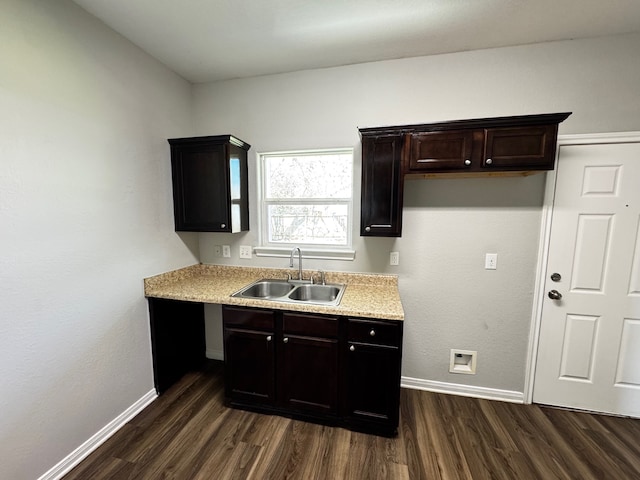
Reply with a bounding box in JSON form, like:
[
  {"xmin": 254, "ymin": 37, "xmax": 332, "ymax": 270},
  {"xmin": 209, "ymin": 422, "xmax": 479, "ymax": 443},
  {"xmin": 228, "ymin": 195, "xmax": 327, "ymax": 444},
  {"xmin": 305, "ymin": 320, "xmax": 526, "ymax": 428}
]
[{"xmin": 254, "ymin": 148, "xmax": 356, "ymax": 261}]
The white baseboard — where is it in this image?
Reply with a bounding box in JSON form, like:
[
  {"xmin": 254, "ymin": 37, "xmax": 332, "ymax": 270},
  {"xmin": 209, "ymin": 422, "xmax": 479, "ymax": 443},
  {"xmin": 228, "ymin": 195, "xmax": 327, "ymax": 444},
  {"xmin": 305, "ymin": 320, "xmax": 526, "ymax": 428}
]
[
  {"xmin": 38, "ymin": 389, "xmax": 157, "ymax": 480},
  {"xmin": 206, "ymin": 348, "xmax": 224, "ymax": 361},
  {"xmin": 401, "ymin": 376, "xmax": 524, "ymax": 404}
]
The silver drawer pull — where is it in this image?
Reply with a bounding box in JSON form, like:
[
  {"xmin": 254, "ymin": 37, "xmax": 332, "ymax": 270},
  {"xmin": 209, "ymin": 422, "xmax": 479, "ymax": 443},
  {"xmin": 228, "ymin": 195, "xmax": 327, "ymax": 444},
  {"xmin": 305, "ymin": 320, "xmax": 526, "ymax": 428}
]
[
  {"xmin": 349, "ymin": 345, "xmax": 355, "ymax": 352},
  {"xmin": 369, "ymin": 329, "xmax": 376, "ymax": 337},
  {"xmin": 283, "ymin": 337, "xmax": 289, "ymax": 343},
  {"xmin": 266, "ymin": 335, "xmax": 272, "ymax": 342}
]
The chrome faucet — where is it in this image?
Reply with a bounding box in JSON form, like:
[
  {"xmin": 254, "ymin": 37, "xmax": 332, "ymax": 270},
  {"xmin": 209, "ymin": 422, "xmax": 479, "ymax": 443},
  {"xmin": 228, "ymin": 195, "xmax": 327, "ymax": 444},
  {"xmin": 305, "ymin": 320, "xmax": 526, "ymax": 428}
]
[{"xmin": 289, "ymin": 247, "xmax": 303, "ymax": 281}]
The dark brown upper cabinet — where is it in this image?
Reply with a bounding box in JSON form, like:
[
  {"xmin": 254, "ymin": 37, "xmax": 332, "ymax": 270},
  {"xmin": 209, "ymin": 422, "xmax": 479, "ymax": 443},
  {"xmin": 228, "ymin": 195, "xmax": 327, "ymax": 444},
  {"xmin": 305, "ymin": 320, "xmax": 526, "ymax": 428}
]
[
  {"xmin": 360, "ymin": 134, "xmax": 404, "ymax": 237},
  {"xmin": 359, "ymin": 112, "xmax": 571, "ymax": 236},
  {"xmin": 404, "ymin": 113, "xmax": 571, "ymax": 174},
  {"xmin": 169, "ymin": 135, "xmax": 250, "ymax": 232}
]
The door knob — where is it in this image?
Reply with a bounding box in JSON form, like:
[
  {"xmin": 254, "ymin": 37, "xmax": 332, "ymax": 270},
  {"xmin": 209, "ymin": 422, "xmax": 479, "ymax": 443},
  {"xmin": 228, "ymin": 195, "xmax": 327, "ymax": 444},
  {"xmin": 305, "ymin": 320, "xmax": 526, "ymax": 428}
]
[{"xmin": 548, "ymin": 290, "xmax": 562, "ymax": 300}]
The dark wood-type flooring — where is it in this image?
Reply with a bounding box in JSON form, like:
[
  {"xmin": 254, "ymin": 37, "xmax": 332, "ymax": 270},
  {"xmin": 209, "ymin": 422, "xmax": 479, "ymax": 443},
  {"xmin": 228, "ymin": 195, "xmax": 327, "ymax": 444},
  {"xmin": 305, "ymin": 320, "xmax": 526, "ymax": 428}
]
[{"xmin": 63, "ymin": 361, "xmax": 640, "ymax": 479}]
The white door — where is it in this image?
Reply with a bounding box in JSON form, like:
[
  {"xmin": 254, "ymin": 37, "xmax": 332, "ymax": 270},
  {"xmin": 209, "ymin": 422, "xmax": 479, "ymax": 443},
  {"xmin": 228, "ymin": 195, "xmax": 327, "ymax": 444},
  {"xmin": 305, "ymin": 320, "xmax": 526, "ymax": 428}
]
[{"xmin": 533, "ymin": 138, "xmax": 640, "ymax": 418}]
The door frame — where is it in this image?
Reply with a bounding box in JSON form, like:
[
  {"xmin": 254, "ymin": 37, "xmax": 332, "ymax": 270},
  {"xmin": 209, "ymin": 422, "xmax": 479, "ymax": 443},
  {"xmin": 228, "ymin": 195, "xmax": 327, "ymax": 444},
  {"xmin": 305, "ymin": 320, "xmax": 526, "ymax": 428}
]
[{"xmin": 524, "ymin": 131, "xmax": 640, "ymax": 404}]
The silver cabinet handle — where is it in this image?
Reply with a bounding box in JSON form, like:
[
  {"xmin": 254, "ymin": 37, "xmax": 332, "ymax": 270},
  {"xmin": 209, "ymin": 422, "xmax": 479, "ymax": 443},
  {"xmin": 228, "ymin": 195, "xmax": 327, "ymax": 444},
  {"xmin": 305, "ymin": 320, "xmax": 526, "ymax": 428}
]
[
  {"xmin": 349, "ymin": 345, "xmax": 355, "ymax": 352},
  {"xmin": 548, "ymin": 290, "xmax": 562, "ymax": 300},
  {"xmin": 266, "ymin": 335, "xmax": 272, "ymax": 342},
  {"xmin": 221, "ymin": 223, "xmax": 226, "ymax": 228},
  {"xmin": 464, "ymin": 159, "xmax": 471, "ymax": 166},
  {"xmin": 283, "ymin": 337, "xmax": 289, "ymax": 343},
  {"xmin": 365, "ymin": 226, "xmax": 371, "ymax": 232},
  {"xmin": 485, "ymin": 158, "xmax": 493, "ymax": 165},
  {"xmin": 369, "ymin": 329, "xmax": 376, "ymax": 337}
]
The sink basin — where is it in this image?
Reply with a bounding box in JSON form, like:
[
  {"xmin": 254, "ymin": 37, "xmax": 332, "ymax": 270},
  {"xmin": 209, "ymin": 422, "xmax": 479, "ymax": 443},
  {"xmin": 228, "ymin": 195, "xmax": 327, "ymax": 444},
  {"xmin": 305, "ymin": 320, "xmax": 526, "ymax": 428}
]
[
  {"xmin": 287, "ymin": 284, "xmax": 342, "ymax": 303},
  {"xmin": 233, "ymin": 279, "xmax": 294, "ymax": 299},
  {"xmin": 232, "ymin": 279, "xmax": 345, "ymax": 306}
]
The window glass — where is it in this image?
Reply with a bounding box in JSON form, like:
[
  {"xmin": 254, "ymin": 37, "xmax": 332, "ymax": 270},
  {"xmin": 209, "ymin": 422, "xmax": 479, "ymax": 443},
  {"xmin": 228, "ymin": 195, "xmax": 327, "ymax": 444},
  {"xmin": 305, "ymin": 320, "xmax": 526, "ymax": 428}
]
[{"xmin": 260, "ymin": 149, "xmax": 353, "ymax": 248}]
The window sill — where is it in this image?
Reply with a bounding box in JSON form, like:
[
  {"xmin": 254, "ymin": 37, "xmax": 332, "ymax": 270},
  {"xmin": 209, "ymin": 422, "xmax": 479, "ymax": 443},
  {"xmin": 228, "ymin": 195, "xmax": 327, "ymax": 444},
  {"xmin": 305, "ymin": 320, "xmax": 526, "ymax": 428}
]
[{"xmin": 254, "ymin": 246, "xmax": 355, "ymax": 261}]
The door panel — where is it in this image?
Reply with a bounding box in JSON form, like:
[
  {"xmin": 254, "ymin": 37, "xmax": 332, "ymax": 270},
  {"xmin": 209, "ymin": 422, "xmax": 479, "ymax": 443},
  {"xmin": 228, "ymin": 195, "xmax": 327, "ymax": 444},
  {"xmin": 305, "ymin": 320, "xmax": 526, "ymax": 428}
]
[
  {"xmin": 534, "ymin": 141, "xmax": 640, "ymax": 418},
  {"xmin": 570, "ymin": 214, "xmax": 613, "ymax": 292}
]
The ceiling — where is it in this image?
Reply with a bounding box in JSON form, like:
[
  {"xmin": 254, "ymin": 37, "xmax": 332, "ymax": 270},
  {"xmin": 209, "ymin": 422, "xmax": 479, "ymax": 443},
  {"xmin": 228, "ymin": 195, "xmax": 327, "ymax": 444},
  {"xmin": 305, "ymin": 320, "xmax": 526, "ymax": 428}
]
[{"xmin": 72, "ymin": 0, "xmax": 640, "ymax": 83}]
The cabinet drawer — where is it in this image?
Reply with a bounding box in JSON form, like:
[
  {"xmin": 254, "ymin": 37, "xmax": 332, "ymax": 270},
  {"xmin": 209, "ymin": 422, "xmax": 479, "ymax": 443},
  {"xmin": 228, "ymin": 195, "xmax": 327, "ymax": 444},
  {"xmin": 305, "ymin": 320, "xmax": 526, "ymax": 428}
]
[
  {"xmin": 223, "ymin": 306, "xmax": 275, "ymax": 331},
  {"xmin": 347, "ymin": 319, "xmax": 400, "ymax": 346},
  {"xmin": 283, "ymin": 313, "xmax": 338, "ymax": 339}
]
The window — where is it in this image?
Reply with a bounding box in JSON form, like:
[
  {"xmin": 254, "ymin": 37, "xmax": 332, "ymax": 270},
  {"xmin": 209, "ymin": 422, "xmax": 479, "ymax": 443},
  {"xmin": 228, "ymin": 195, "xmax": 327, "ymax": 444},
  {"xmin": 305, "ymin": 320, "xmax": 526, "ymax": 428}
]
[{"xmin": 257, "ymin": 149, "xmax": 354, "ymax": 259}]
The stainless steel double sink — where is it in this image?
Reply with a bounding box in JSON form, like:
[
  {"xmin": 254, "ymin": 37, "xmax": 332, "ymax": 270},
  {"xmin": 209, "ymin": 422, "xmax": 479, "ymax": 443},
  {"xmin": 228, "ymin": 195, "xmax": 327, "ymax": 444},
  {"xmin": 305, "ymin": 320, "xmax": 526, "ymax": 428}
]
[{"xmin": 231, "ymin": 278, "xmax": 346, "ymax": 306}]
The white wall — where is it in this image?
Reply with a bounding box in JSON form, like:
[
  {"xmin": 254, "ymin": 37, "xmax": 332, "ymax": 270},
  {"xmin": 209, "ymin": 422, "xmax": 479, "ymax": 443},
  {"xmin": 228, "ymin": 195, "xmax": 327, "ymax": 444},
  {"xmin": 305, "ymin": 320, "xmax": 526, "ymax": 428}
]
[
  {"xmin": 0, "ymin": 1, "xmax": 197, "ymax": 478},
  {"xmin": 193, "ymin": 33, "xmax": 640, "ymax": 392}
]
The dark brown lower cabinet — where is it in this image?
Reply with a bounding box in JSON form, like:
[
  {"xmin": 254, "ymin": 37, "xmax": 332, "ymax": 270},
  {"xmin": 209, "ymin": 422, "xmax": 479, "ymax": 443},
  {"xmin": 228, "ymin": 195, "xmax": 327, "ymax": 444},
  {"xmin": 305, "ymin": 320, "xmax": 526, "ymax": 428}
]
[
  {"xmin": 344, "ymin": 318, "xmax": 403, "ymax": 435},
  {"xmin": 148, "ymin": 299, "xmax": 402, "ymax": 436},
  {"xmin": 222, "ymin": 305, "xmax": 402, "ymax": 436}
]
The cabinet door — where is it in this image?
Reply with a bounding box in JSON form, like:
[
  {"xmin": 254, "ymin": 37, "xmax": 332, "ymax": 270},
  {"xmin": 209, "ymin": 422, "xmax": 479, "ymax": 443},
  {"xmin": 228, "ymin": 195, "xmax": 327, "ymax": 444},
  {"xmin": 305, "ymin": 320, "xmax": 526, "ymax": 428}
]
[
  {"xmin": 171, "ymin": 142, "xmax": 230, "ymax": 231},
  {"xmin": 346, "ymin": 342, "xmax": 401, "ymax": 430},
  {"xmin": 483, "ymin": 124, "xmax": 558, "ymax": 170},
  {"xmin": 224, "ymin": 327, "xmax": 275, "ymax": 405},
  {"xmin": 407, "ymin": 130, "xmax": 474, "ymax": 171},
  {"xmin": 360, "ymin": 135, "xmax": 404, "ymax": 237},
  {"xmin": 279, "ymin": 335, "xmax": 338, "ymax": 415}
]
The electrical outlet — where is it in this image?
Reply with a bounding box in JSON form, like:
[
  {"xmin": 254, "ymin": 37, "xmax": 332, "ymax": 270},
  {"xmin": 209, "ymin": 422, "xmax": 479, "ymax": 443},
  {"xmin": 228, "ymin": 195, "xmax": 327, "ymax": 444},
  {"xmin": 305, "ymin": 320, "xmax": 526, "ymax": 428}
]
[
  {"xmin": 390, "ymin": 251, "xmax": 399, "ymax": 266},
  {"xmin": 222, "ymin": 245, "xmax": 231, "ymax": 258},
  {"xmin": 214, "ymin": 245, "xmax": 222, "ymax": 257},
  {"xmin": 485, "ymin": 253, "xmax": 497, "ymax": 270},
  {"xmin": 239, "ymin": 245, "xmax": 252, "ymax": 259}
]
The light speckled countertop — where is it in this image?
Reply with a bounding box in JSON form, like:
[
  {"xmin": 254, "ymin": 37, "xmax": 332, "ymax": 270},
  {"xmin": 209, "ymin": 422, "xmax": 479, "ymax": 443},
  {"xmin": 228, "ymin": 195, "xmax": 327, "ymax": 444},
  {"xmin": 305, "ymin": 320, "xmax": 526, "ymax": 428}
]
[{"xmin": 144, "ymin": 264, "xmax": 404, "ymax": 321}]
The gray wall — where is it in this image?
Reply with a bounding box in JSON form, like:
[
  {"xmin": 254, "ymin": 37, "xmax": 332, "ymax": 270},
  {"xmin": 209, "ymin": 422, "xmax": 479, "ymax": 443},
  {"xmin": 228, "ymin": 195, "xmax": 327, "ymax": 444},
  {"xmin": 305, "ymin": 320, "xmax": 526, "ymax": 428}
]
[
  {"xmin": 193, "ymin": 33, "xmax": 640, "ymax": 392},
  {"xmin": 0, "ymin": 1, "xmax": 197, "ymax": 478}
]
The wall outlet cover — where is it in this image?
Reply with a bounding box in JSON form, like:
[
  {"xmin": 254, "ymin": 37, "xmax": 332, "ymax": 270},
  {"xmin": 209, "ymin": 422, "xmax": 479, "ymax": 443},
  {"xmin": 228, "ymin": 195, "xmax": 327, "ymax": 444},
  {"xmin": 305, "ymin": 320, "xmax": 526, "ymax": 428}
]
[
  {"xmin": 222, "ymin": 245, "xmax": 231, "ymax": 258},
  {"xmin": 239, "ymin": 245, "xmax": 252, "ymax": 259},
  {"xmin": 390, "ymin": 251, "xmax": 399, "ymax": 266}
]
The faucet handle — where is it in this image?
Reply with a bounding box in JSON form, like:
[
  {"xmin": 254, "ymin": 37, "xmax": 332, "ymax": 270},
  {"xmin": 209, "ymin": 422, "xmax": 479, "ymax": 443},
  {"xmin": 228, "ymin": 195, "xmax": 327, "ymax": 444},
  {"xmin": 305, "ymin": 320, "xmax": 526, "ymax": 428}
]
[{"xmin": 319, "ymin": 270, "xmax": 326, "ymax": 285}]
